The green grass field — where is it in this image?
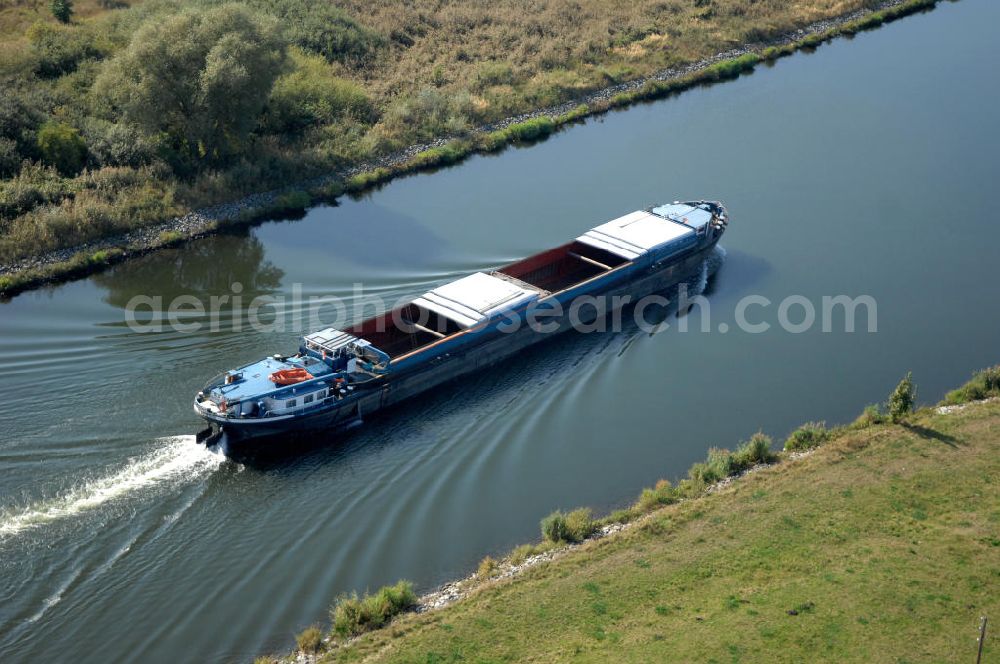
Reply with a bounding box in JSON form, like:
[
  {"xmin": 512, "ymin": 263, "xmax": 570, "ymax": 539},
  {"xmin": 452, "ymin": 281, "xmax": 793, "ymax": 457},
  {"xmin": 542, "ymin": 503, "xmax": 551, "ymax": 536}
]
[{"xmin": 312, "ymin": 399, "xmax": 999, "ymax": 663}]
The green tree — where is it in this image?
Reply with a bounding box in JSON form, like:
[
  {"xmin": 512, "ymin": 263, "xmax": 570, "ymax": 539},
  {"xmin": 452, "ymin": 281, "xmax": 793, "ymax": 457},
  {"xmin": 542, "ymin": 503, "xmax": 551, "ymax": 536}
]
[
  {"xmin": 49, "ymin": 0, "xmax": 73, "ymax": 23},
  {"xmin": 888, "ymin": 372, "xmax": 917, "ymax": 423},
  {"xmin": 36, "ymin": 122, "xmax": 87, "ymax": 175},
  {"xmin": 92, "ymin": 4, "xmax": 288, "ymax": 165}
]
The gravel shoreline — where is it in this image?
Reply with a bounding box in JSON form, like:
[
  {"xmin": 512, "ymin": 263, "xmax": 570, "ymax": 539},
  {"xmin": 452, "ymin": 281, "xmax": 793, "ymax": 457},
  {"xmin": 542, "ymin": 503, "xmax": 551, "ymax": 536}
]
[{"xmin": 0, "ymin": 0, "xmax": 922, "ymax": 285}]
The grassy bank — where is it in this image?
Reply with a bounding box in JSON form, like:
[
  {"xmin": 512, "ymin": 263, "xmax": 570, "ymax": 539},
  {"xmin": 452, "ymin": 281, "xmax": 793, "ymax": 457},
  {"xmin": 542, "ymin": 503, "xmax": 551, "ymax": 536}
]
[
  {"xmin": 267, "ymin": 368, "xmax": 999, "ymax": 662},
  {"xmin": 0, "ymin": 0, "xmax": 947, "ymax": 297}
]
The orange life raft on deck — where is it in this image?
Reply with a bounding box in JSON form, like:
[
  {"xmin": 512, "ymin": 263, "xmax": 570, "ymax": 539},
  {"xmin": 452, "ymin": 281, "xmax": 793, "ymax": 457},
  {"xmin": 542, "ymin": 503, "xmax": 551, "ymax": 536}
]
[{"xmin": 268, "ymin": 368, "xmax": 314, "ymax": 385}]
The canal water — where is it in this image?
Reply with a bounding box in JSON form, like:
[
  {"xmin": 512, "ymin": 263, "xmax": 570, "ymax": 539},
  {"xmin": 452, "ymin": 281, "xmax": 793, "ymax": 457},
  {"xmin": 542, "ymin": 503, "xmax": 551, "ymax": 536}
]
[{"xmin": 1, "ymin": 1, "xmax": 998, "ymax": 661}]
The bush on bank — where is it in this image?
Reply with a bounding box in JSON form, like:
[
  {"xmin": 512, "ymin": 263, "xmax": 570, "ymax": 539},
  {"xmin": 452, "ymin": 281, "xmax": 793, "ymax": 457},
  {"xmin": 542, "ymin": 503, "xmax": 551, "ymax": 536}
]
[
  {"xmin": 477, "ymin": 555, "xmax": 498, "ymax": 579},
  {"xmin": 294, "ymin": 625, "xmax": 324, "ymax": 654},
  {"xmin": 941, "ymin": 366, "xmax": 1000, "ymax": 405},
  {"xmin": 270, "ymin": 189, "xmax": 312, "ymax": 215},
  {"xmin": 508, "ymin": 541, "xmax": 553, "ymax": 565},
  {"xmin": 477, "ymin": 117, "xmax": 556, "ymax": 153},
  {"xmin": 156, "ymin": 230, "xmax": 184, "ymax": 246},
  {"xmin": 784, "ymin": 421, "xmax": 830, "ymax": 451},
  {"xmin": 540, "ymin": 507, "xmax": 597, "ymax": 544},
  {"xmin": 688, "ymin": 432, "xmax": 775, "ymax": 486},
  {"xmin": 888, "ymin": 372, "xmax": 917, "ymax": 423},
  {"xmin": 345, "ymin": 168, "xmax": 392, "ymax": 193},
  {"xmin": 703, "ymin": 53, "xmax": 760, "ymax": 81},
  {"xmin": 330, "ymin": 580, "xmax": 417, "ymax": 639},
  {"xmin": 634, "ymin": 479, "xmax": 677, "ymax": 512},
  {"xmin": 851, "ymin": 404, "xmax": 886, "ymax": 429},
  {"xmin": 556, "ymin": 104, "xmax": 590, "ymax": 125},
  {"xmin": 406, "ymin": 140, "xmax": 472, "ymax": 170}
]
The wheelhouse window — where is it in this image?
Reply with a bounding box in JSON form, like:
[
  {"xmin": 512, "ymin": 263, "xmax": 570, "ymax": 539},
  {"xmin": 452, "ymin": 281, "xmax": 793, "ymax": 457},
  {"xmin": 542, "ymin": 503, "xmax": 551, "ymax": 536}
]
[
  {"xmin": 286, "ymin": 398, "xmax": 297, "ymax": 407},
  {"xmin": 304, "ymin": 394, "xmax": 314, "ymax": 404}
]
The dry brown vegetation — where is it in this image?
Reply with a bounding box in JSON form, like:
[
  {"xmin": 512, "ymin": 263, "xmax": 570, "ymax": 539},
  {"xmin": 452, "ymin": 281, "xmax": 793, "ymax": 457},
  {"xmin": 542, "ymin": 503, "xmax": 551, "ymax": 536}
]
[
  {"xmin": 346, "ymin": 0, "xmax": 882, "ymax": 92},
  {"xmin": 343, "ymin": 0, "xmax": 889, "ymax": 133}
]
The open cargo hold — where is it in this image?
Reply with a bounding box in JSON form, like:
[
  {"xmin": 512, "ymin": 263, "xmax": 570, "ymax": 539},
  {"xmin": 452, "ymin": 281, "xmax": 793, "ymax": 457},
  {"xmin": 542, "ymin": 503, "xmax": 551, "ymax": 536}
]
[
  {"xmin": 346, "ymin": 211, "xmax": 701, "ymax": 359},
  {"xmin": 497, "ymin": 241, "xmax": 629, "ymax": 293},
  {"xmin": 347, "ymin": 272, "xmax": 539, "ymax": 358},
  {"xmin": 346, "ymin": 302, "xmax": 458, "ymax": 358}
]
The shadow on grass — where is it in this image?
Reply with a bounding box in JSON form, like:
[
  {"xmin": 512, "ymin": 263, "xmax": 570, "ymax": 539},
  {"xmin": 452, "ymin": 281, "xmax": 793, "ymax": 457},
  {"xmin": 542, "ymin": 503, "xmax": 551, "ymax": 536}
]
[{"xmin": 902, "ymin": 423, "xmax": 960, "ymax": 448}]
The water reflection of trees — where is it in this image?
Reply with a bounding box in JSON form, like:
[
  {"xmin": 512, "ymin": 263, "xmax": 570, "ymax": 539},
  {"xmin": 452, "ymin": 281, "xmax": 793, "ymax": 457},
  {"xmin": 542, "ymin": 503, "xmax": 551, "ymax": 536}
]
[{"xmin": 94, "ymin": 230, "xmax": 284, "ymax": 309}]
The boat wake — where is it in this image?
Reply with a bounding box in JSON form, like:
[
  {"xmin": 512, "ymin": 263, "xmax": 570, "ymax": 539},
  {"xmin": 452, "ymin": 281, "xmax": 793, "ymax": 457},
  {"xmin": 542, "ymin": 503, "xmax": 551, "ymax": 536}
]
[
  {"xmin": 0, "ymin": 436, "xmax": 226, "ymax": 540},
  {"xmin": 25, "ymin": 566, "xmax": 83, "ymax": 624}
]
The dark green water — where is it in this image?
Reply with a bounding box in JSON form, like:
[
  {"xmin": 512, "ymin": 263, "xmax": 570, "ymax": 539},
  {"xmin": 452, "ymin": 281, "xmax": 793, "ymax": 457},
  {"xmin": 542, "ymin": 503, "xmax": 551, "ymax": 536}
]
[{"xmin": 2, "ymin": 2, "xmax": 998, "ymax": 661}]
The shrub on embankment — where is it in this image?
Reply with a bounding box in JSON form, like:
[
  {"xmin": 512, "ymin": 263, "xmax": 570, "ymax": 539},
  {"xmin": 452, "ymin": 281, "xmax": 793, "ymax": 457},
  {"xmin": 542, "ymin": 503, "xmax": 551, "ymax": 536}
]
[
  {"xmin": 405, "ymin": 140, "xmax": 473, "ymax": 170},
  {"xmin": 330, "ymin": 580, "xmax": 417, "ymax": 639},
  {"xmin": 294, "ymin": 625, "xmax": 324, "ymax": 654},
  {"xmin": 688, "ymin": 432, "xmax": 776, "ymax": 486},
  {"xmin": 634, "ymin": 478, "xmax": 678, "ymax": 512},
  {"xmin": 541, "ymin": 507, "xmax": 596, "ymax": 544},
  {"xmin": 784, "ymin": 421, "xmax": 830, "ymax": 451},
  {"xmin": 889, "ymin": 372, "xmax": 917, "ymax": 423},
  {"xmin": 703, "ymin": 53, "xmax": 761, "ymax": 81},
  {"xmin": 270, "ymin": 190, "xmax": 312, "ymax": 215},
  {"xmin": 851, "ymin": 404, "xmax": 887, "ymax": 429},
  {"xmin": 477, "ymin": 117, "xmax": 556, "ymax": 152},
  {"xmin": 477, "ymin": 555, "xmax": 498, "ymax": 579},
  {"xmin": 941, "ymin": 366, "xmax": 1000, "ymax": 406}
]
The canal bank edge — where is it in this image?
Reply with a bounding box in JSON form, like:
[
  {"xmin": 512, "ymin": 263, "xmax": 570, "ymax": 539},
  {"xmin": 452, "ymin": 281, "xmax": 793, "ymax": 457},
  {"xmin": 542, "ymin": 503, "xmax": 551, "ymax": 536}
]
[
  {"xmin": 268, "ymin": 368, "xmax": 1000, "ymax": 663},
  {"xmin": 0, "ymin": 0, "xmax": 948, "ymax": 299}
]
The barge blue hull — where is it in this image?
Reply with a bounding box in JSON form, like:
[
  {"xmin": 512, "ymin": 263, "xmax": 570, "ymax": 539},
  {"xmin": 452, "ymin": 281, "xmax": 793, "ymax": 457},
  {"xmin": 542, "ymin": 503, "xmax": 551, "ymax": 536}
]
[{"xmin": 198, "ymin": 238, "xmax": 721, "ymax": 448}]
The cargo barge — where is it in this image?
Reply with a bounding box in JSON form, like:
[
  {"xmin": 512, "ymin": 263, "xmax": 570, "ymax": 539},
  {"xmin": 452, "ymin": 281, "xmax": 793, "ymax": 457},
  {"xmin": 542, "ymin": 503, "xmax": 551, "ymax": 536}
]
[{"xmin": 194, "ymin": 201, "xmax": 728, "ymax": 447}]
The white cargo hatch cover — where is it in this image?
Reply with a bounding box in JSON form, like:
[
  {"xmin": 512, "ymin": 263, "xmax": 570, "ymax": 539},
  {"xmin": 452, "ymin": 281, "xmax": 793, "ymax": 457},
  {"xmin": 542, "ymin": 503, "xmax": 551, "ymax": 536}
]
[
  {"xmin": 413, "ymin": 272, "xmax": 539, "ymax": 328},
  {"xmin": 577, "ymin": 210, "xmax": 694, "ymax": 260}
]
